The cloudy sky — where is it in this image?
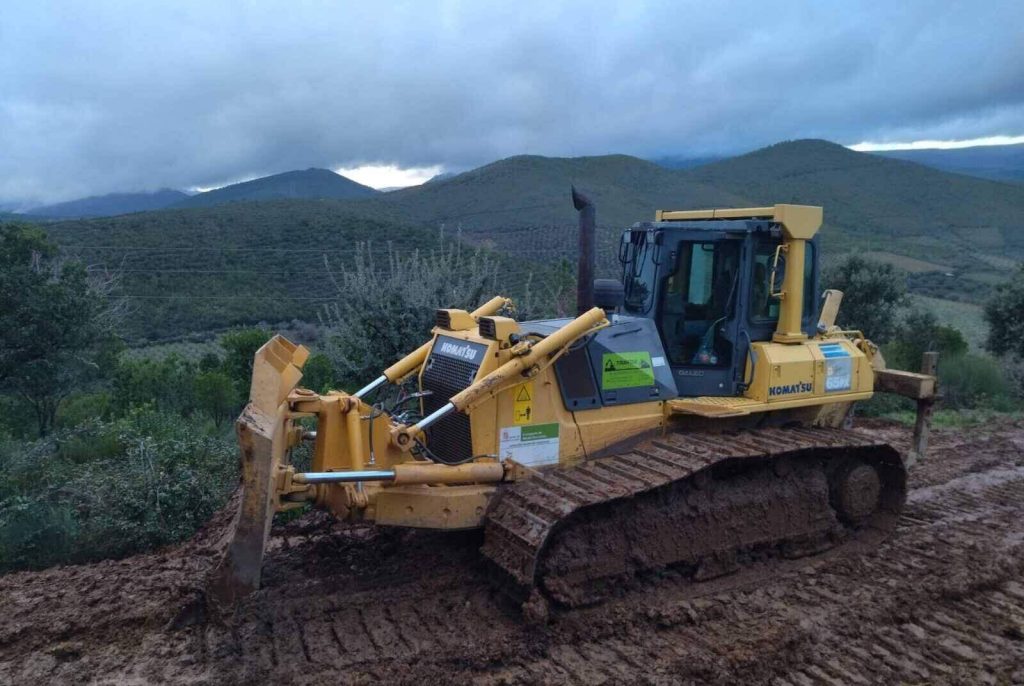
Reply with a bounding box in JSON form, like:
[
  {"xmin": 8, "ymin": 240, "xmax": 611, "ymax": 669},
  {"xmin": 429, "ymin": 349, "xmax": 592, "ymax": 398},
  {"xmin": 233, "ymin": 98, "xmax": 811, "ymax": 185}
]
[{"xmin": 1, "ymin": 0, "xmax": 1022, "ymax": 204}]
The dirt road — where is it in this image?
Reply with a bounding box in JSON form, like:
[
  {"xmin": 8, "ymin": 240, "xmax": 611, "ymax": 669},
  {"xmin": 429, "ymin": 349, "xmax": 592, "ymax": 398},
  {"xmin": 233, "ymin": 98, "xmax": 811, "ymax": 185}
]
[{"xmin": 2, "ymin": 419, "xmax": 1023, "ymax": 684}]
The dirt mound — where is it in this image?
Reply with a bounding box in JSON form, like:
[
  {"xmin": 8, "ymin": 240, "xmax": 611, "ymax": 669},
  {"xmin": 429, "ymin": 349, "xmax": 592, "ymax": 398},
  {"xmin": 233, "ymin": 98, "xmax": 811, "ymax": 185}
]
[{"xmin": 2, "ymin": 419, "xmax": 1024, "ymax": 684}]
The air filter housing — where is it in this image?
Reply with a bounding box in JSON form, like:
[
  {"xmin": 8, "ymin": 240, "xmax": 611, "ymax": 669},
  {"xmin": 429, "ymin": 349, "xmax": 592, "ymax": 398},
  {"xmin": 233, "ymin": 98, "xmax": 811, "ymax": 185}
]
[
  {"xmin": 478, "ymin": 315, "xmax": 518, "ymax": 343},
  {"xmin": 435, "ymin": 308, "xmax": 475, "ymax": 331}
]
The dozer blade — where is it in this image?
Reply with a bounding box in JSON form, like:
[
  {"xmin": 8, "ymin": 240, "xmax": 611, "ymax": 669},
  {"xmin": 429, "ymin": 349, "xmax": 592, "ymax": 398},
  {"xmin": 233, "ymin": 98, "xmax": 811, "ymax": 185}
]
[{"xmin": 208, "ymin": 335, "xmax": 308, "ymax": 607}]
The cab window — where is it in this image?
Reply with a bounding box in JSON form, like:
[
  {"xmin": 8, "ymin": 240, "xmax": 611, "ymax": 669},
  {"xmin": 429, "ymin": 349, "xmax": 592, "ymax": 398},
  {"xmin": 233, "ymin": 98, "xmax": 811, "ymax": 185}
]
[
  {"xmin": 749, "ymin": 240, "xmax": 816, "ymax": 325},
  {"xmin": 659, "ymin": 241, "xmax": 740, "ymax": 366}
]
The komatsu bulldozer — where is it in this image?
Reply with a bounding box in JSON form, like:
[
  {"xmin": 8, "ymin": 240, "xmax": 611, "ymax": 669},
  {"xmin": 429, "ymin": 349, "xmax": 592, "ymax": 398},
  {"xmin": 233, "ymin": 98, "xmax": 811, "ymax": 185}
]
[{"xmin": 209, "ymin": 201, "xmax": 937, "ymax": 619}]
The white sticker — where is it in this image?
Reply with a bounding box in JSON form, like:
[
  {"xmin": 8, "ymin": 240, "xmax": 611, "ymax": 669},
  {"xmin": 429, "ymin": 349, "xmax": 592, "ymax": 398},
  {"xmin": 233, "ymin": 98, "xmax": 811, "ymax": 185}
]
[
  {"xmin": 651, "ymin": 356, "xmax": 666, "ymax": 368},
  {"xmin": 499, "ymin": 423, "xmax": 560, "ymax": 467}
]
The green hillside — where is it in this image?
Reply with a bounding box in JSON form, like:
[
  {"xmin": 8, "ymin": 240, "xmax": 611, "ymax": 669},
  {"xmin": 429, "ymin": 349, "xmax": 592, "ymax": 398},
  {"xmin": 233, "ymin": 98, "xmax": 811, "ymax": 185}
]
[
  {"xmin": 686, "ymin": 140, "xmax": 1024, "ymax": 263},
  {"xmin": 341, "ymin": 143, "xmax": 1024, "ymax": 288},
  {"xmin": 44, "ymin": 201, "xmax": 444, "ymax": 340},
  {"xmin": 175, "ymin": 168, "xmax": 378, "ymax": 208},
  {"xmin": 36, "ymin": 140, "xmax": 1024, "ymax": 340},
  {"xmin": 353, "ymin": 154, "xmax": 749, "ymax": 228},
  {"xmin": 29, "ymin": 189, "xmax": 189, "ymax": 218}
]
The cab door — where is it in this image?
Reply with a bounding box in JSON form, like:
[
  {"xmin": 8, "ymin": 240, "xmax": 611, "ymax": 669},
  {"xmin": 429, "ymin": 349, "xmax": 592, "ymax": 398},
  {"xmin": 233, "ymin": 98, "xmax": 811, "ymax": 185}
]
[{"xmin": 656, "ymin": 234, "xmax": 743, "ymax": 397}]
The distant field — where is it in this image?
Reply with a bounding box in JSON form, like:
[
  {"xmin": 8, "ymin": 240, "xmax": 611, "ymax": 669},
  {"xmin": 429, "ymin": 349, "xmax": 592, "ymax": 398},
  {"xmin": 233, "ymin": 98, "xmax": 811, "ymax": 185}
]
[
  {"xmin": 913, "ymin": 295, "xmax": 987, "ymax": 350},
  {"xmin": 861, "ymin": 251, "xmax": 949, "ymax": 273}
]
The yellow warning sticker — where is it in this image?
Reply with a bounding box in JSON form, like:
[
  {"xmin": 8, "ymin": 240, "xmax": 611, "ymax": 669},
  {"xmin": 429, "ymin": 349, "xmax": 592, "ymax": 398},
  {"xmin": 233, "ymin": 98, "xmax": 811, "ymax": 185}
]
[{"xmin": 513, "ymin": 381, "xmax": 533, "ymax": 424}]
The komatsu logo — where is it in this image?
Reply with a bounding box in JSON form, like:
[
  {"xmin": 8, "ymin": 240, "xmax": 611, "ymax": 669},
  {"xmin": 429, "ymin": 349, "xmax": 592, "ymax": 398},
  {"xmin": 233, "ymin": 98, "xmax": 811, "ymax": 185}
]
[
  {"xmin": 769, "ymin": 381, "xmax": 812, "ymax": 397},
  {"xmin": 438, "ymin": 341, "xmax": 479, "ymax": 362}
]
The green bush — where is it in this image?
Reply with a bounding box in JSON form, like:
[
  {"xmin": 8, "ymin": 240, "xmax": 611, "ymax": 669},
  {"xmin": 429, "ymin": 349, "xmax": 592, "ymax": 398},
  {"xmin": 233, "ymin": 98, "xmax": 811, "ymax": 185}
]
[
  {"xmin": 193, "ymin": 370, "xmax": 236, "ymax": 426},
  {"xmin": 985, "ymin": 263, "xmax": 1024, "ymax": 358},
  {"xmin": 113, "ymin": 354, "xmax": 198, "ymax": 416},
  {"xmin": 220, "ymin": 328, "xmax": 272, "ymax": 398},
  {"xmin": 56, "ymin": 391, "xmax": 114, "ymax": 429},
  {"xmin": 938, "ymin": 354, "xmax": 1018, "ymax": 411},
  {"xmin": 300, "ymin": 352, "xmax": 336, "ymax": 393},
  {"xmin": 320, "ymin": 241, "xmax": 501, "ymax": 389},
  {"xmin": 0, "ymin": 408, "xmax": 236, "ymax": 572},
  {"xmin": 885, "ymin": 310, "xmax": 968, "ymax": 372}
]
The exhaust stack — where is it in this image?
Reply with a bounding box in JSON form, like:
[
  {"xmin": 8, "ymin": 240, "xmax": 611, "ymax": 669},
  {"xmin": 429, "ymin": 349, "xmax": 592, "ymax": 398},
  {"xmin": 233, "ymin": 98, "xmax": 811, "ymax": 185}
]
[{"xmin": 572, "ymin": 186, "xmax": 595, "ymax": 316}]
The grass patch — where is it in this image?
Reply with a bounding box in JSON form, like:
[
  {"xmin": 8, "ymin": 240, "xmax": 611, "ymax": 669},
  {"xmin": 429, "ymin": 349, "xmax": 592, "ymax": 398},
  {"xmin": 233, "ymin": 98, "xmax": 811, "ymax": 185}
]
[{"xmin": 872, "ymin": 408, "xmax": 1022, "ymax": 428}]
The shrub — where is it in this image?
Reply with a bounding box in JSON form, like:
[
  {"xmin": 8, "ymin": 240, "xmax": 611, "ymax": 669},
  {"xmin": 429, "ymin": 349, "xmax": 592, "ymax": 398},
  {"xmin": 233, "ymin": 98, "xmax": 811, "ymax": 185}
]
[
  {"xmin": 320, "ymin": 241, "xmax": 501, "ymax": 389},
  {"xmin": 985, "ymin": 263, "xmax": 1024, "ymax": 358},
  {"xmin": 300, "ymin": 352, "xmax": 336, "ymax": 393},
  {"xmin": 113, "ymin": 354, "xmax": 198, "ymax": 416},
  {"xmin": 0, "ymin": 408, "xmax": 236, "ymax": 571},
  {"xmin": 193, "ymin": 370, "xmax": 236, "ymax": 426},
  {"xmin": 219, "ymin": 328, "xmax": 272, "ymax": 399},
  {"xmin": 885, "ymin": 310, "xmax": 968, "ymax": 372},
  {"xmin": 937, "ymin": 354, "xmax": 1018, "ymax": 411}
]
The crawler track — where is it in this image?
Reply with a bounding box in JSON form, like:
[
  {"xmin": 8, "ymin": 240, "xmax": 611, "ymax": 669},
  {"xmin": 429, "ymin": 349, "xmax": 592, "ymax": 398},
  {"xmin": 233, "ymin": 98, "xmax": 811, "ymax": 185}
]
[{"xmin": 483, "ymin": 426, "xmax": 906, "ymax": 611}]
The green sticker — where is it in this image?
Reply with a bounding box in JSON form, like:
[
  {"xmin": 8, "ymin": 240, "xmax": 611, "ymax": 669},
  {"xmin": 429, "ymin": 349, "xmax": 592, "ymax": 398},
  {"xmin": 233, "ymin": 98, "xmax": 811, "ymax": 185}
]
[
  {"xmin": 520, "ymin": 423, "xmax": 559, "ymax": 441},
  {"xmin": 602, "ymin": 352, "xmax": 655, "ymax": 389}
]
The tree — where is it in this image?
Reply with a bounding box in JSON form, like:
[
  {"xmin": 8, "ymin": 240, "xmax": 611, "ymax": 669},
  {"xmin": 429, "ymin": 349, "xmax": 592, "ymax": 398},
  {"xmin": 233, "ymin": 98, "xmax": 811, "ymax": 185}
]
[
  {"xmin": 193, "ymin": 370, "xmax": 235, "ymax": 427},
  {"xmin": 886, "ymin": 309, "xmax": 968, "ymax": 370},
  {"xmin": 300, "ymin": 353, "xmax": 335, "ymax": 393},
  {"xmin": 822, "ymin": 256, "xmax": 910, "ymax": 343},
  {"xmin": 0, "ymin": 223, "xmax": 119, "ymax": 435},
  {"xmin": 219, "ymin": 328, "xmax": 272, "ymax": 400},
  {"xmin": 985, "ymin": 264, "xmax": 1024, "ymax": 359}
]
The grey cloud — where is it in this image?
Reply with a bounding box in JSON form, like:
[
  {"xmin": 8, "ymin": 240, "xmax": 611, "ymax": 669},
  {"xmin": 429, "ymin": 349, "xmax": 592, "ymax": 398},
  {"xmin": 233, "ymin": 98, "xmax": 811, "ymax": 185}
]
[{"xmin": 1, "ymin": 0, "xmax": 1022, "ymax": 203}]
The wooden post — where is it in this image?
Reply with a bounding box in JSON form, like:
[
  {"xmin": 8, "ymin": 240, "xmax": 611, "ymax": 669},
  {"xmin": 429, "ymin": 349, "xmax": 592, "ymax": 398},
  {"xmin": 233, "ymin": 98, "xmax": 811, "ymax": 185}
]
[{"xmin": 909, "ymin": 351, "xmax": 939, "ymax": 466}]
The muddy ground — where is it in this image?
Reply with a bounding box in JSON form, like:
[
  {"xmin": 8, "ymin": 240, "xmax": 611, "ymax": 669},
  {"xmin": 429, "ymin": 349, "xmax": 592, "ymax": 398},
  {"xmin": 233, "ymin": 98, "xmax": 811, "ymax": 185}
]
[{"xmin": 2, "ymin": 419, "xmax": 1023, "ymax": 685}]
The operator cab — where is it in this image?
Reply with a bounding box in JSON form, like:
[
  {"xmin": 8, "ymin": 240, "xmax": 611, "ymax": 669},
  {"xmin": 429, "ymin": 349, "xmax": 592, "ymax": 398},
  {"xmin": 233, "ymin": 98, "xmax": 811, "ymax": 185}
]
[{"xmin": 620, "ymin": 217, "xmax": 819, "ymax": 397}]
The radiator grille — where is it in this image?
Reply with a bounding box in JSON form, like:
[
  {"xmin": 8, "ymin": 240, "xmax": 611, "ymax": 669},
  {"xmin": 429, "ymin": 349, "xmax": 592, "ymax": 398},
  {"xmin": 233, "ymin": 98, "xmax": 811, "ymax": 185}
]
[{"xmin": 421, "ymin": 349, "xmax": 480, "ymax": 463}]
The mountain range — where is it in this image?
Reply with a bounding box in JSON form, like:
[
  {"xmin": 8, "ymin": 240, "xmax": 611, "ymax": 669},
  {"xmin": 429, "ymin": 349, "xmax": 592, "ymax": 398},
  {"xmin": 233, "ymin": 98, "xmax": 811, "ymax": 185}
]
[
  {"xmin": 20, "ymin": 139, "xmax": 1024, "ymax": 340},
  {"xmin": 11, "ymin": 142, "xmax": 1022, "ymax": 221}
]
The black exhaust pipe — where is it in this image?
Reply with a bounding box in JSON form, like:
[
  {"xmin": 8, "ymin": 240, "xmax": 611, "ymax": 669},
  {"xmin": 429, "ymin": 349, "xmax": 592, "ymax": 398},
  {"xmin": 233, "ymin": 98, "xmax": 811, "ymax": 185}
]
[{"xmin": 572, "ymin": 186, "xmax": 595, "ymax": 316}]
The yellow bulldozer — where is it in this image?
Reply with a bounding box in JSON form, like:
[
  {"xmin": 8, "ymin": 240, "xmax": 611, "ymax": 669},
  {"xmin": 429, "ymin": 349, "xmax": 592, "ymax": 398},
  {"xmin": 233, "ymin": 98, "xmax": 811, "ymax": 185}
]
[{"xmin": 209, "ymin": 199, "xmax": 937, "ymax": 620}]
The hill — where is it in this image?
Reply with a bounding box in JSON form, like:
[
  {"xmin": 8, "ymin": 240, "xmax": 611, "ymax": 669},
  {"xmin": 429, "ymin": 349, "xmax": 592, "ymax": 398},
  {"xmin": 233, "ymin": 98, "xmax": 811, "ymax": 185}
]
[
  {"xmin": 28, "ymin": 189, "xmax": 190, "ymax": 218},
  {"xmin": 685, "ymin": 140, "xmax": 1024, "ymax": 265},
  {"xmin": 342, "ymin": 144, "xmax": 1024, "ymax": 278},
  {"xmin": 358, "ymin": 154, "xmax": 746, "ymax": 230},
  {"xmin": 650, "ymin": 154, "xmax": 724, "ymax": 170},
  {"xmin": 42, "ymin": 201, "xmax": 443, "ymax": 340},
  {"xmin": 175, "ymin": 168, "xmax": 378, "ymax": 208},
  {"xmin": 873, "ymin": 143, "xmax": 1024, "ymax": 183},
  {"xmin": 0, "ymin": 211, "xmax": 55, "ymax": 224},
  {"xmin": 32, "ymin": 140, "xmax": 1024, "ymax": 338}
]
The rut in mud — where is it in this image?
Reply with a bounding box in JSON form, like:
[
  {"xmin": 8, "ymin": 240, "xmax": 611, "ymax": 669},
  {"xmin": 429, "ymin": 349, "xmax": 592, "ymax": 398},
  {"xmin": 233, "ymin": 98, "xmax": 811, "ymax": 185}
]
[{"xmin": 2, "ymin": 419, "xmax": 1024, "ymax": 685}]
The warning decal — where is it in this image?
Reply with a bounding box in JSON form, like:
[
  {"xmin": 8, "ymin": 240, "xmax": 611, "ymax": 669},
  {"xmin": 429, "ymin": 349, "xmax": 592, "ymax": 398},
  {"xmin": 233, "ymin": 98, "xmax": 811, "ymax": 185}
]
[
  {"xmin": 601, "ymin": 352, "xmax": 655, "ymax": 390},
  {"xmin": 499, "ymin": 423, "xmax": 560, "ymax": 467},
  {"xmin": 513, "ymin": 381, "xmax": 533, "ymax": 424}
]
